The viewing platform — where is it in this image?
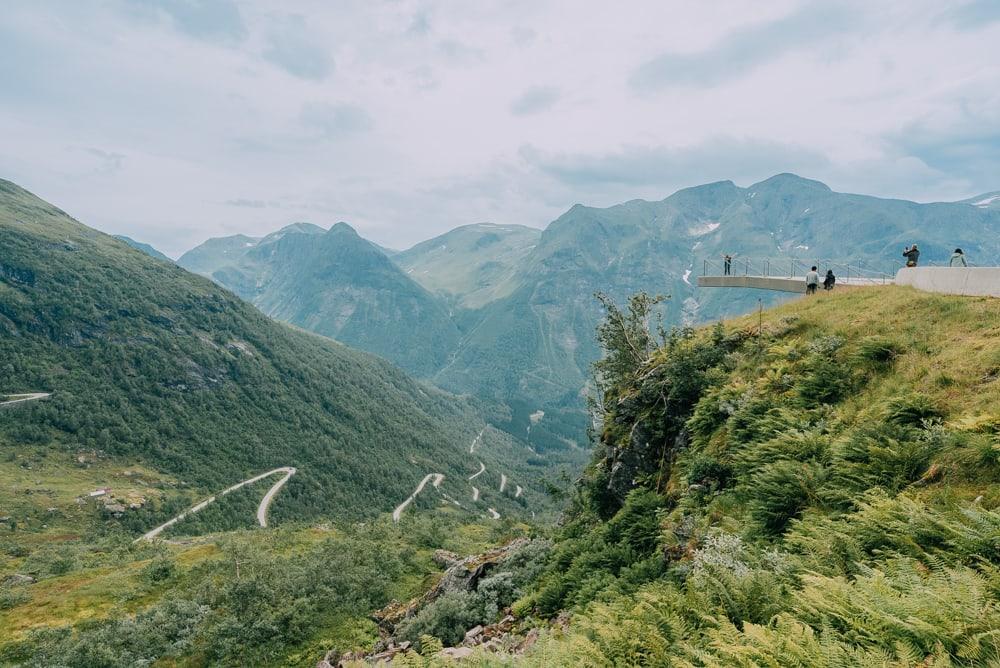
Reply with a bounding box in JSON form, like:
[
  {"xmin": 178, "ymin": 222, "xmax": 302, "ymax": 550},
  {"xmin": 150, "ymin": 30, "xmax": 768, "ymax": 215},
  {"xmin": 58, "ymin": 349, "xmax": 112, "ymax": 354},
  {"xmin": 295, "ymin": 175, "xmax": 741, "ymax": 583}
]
[
  {"xmin": 697, "ymin": 258, "xmax": 894, "ymax": 293},
  {"xmin": 697, "ymin": 257, "xmax": 1000, "ymax": 298}
]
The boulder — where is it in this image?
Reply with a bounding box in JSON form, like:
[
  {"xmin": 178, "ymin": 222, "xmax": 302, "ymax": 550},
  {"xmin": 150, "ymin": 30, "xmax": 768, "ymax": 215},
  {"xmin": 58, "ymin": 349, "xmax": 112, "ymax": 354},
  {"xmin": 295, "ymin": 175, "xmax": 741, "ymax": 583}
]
[{"xmin": 437, "ymin": 646, "xmax": 474, "ymax": 660}]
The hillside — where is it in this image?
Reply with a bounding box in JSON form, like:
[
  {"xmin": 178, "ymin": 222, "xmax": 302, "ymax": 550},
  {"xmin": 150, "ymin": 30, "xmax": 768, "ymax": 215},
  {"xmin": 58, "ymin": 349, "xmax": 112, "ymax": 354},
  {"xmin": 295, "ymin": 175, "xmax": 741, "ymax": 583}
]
[
  {"xmin": 310, "ymin": 286, "xmax": 1000, "ymax": 665},
  {"xmin": 179, "ymin": 222, "xmax": 461, "ymax": 378},
  {"xmin": 0, "ymin": 179, "xmax": 554, "ymax": 532},
  {"xmin": 394, "ymin": 223, "xmax": 541, "ymax": 309},
  {"xmin": 437, "ymin": 286, "xmax": 1000, "ymax": 664}
]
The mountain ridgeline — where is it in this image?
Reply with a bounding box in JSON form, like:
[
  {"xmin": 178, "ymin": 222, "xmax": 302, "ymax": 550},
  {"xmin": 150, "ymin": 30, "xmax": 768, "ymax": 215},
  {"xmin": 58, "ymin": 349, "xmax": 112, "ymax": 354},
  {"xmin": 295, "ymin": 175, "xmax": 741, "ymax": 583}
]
[
  {"xmin": 179, "ymin": 174, "xmax": 1000, "ymax": 452},
  {"xmin": 0, "ymin": 179, "xmax": 549, "ymax": 527}
]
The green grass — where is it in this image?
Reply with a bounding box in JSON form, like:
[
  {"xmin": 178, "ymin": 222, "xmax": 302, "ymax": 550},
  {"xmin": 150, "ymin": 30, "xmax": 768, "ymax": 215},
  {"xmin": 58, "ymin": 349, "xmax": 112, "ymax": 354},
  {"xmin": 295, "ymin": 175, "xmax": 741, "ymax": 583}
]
[{"xmin": 488, "ymin": 286, "xmax": 1000, "ymax": 666}]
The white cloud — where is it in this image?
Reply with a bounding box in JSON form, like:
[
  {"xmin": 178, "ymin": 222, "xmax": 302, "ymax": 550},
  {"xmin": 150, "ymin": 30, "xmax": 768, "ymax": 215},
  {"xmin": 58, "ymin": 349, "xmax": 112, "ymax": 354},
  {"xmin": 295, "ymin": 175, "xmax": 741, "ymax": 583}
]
[{"xmin": 0, "ymin": 0, "xmax": 997, "ymax": 257}]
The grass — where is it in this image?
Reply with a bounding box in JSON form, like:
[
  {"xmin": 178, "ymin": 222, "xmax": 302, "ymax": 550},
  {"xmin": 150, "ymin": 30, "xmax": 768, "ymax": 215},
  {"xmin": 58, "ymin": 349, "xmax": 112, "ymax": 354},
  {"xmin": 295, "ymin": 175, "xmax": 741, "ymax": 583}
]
[{"xmin": 729, "ymin": 286, "xmax": 1000, "ymax": 417}]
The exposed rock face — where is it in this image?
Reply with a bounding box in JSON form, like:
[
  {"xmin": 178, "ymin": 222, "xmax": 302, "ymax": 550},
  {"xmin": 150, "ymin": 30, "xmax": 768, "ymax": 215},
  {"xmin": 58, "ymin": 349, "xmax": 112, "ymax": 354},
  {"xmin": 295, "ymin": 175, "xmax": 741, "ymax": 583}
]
[{"xmin": 372, "ymin": 538, "xmax": 530, "ymax": 632}]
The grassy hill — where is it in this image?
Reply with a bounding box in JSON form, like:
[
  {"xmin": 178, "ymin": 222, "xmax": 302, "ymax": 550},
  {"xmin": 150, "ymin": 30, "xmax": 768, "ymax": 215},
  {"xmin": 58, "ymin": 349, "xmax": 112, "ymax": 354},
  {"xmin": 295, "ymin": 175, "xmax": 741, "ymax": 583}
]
[
  {"xmin": 0, "ymin": 179, "xmax": 560, "ymax": 536},
  {"xmin": 470, "ymin": 285, "xmax": 1000, "ymax": 664},
  {"xmin": 394, "ymin": 223, "xmax": 541, "ymax": 309}
]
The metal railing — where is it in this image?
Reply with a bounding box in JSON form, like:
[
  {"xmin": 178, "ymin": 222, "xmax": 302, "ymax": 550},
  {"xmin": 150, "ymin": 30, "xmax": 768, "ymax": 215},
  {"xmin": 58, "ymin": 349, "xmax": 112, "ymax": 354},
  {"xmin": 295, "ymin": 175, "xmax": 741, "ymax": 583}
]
[{"xmin": 703, "ymin": 257, "xmax": 896, "ymax": 285}]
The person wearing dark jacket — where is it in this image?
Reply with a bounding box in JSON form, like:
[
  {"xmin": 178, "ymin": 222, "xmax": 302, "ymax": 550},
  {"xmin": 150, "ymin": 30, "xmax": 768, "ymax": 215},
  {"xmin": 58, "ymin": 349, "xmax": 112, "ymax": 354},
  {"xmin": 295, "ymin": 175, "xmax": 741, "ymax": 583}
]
[
  {"xmin": 903, "ymin": 244, "xmax": 920, "ymax": 267},
  {"xmin": 823, "ymin": 269, "xmax": 836, "ymax": 290}
]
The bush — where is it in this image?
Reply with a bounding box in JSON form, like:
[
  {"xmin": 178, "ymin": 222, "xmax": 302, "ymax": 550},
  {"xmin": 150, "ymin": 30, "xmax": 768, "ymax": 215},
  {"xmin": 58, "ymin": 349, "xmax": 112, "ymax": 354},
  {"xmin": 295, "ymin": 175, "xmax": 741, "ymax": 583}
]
[
  {"xmin": 855, "ymin": 336, "xmax": 904, "ymax": 371},
  {"xmin": 885, "ymin": 393, "xmax": 944, "ymax": 427},
  {"xmin": 747, "ymin": 460, "xmax": 829, "ymax": 534},
  {"xmin": 685, "ymin": 454, "xmax": 733, "ymax": 491},
  {"xmin": 140, "ymin": 557, "xmax": 176, "ymax": 585}
]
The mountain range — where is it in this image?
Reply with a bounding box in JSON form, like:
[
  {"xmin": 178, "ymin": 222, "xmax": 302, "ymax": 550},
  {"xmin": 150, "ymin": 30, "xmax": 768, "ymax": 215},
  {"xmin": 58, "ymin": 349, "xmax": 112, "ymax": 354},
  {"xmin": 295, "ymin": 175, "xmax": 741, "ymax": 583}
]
[{"xmin": 176, "ymin": 174, "xmax": 1000, "ymax": 452}]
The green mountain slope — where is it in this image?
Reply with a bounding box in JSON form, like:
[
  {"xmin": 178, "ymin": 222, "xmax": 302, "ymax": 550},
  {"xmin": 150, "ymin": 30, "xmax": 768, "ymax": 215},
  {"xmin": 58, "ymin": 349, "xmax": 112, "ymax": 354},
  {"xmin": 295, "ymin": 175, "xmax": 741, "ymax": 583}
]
[
  {"xmin": 342, "ymin": 287, "xmax": 1000, "ymax": 665},
  {"xmin": 503, "ymin": 286, "xmax": 1000, "ymax": 665},
  {"xmin": 0, "ymin": 179, "xmax": 548, "ymax": 528},
  {"xmin": 394, "ymin": 223, "xmax": 541, "ymax": 309},
  {"xmin": 111, "ymin": 235, "xmax": 172, "ymax": 263},
  {"xmin": 179, "ymin": 222, "xmax": 461, "ymax": 378}
]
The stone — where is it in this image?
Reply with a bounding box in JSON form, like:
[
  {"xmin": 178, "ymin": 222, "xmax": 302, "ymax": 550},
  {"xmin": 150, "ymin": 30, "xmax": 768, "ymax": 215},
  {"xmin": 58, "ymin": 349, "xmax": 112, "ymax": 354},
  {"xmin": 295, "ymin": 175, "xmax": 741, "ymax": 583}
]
[
  {"xmin": 4, "ymin": 573, "xmax": 35, "ymax": 585},
  {"xmin": 464, "ymin": 625, "xmax": 484, "ymax": 642},
  {"xmin": 437, "ymin": 646, "xmax": 474, "ymax": 660},
  {"xmin": 433, "ymin": 549, "xmax": 461, "ymax": 567}
]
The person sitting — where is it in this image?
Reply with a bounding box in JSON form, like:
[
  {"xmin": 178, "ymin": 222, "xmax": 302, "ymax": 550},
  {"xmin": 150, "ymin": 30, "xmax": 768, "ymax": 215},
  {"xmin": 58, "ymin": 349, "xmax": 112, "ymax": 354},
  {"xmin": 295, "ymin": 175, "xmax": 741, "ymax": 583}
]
[
  {"xmin": 823, "ymin": 269, "xmax": 836, "ymax": 290},
  {"xmin": 903, "ymin": 244, "xmax": 920, "ymax": 267},
  {"xmin": 805, "ymin": 266, "xmax": 819, "ymax": 294},
  {"xmin": 949, "ymin": 248, "xmax": 968, "ymax": 267}
]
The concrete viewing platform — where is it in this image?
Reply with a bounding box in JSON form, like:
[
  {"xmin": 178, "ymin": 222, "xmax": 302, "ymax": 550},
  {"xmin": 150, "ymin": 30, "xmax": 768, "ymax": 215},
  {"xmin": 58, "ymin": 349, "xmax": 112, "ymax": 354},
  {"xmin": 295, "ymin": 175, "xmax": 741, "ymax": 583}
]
[
  {"xmin": 697, "ymin": 265, "xmax": 999, "ymax": 298},
  {"xmin": 698, "ymin": 275, "xmax": 891, "ymax": 293}
]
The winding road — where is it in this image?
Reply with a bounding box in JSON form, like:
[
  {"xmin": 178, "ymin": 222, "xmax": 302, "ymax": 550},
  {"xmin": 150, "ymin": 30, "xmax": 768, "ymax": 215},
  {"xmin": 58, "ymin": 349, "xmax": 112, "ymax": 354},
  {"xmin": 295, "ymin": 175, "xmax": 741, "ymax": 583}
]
[
  {"xmin": 0, "ymin": 392, "xmax": 51, "ymax": 409},
  {"xmin": 469, "ymin": 428, "xmax": 485, "ymax": 453},
  {"xmin": 392, "ymin": 425, "xmax": 530, "ymax": 523},
  {"xmin": 136, "ymin": 467, "xmax": 296, "ymax": 542},
  {"xmin": 392, "ymin": 473, "xmax": 444, "ymax": 523}
]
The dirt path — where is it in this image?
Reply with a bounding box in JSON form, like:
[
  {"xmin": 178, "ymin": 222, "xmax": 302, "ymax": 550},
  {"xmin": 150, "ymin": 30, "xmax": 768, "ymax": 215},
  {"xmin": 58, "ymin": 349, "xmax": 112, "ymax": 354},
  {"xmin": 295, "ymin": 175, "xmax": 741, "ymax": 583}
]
[
  {"xmin": 392, "ymin": 473, "xmax": 444, "ymax": 522},
  {"xmin": 500, "ymin": 473, "xmax": 508, "ymax": 493},
  {"xmin": 136, "ymin": 467, "xmax": 296, "ymax": 542},
  {"xmin": 515, "ymin": 485, "xmax": 523, "ymax": 498},
  {"xmin": 486, "ymin": 508, "xmax": 500, "ymax": 520},
  {"xmin": 0, "ymin": 392, "xmax": 51, "ymax": 409},
  {"xmin": 471, "ymin": 486, "xmax": 480, "ymax": 501},
  {"xmin": 469, "ymin": 462, "xmax": 485, "ymax": 480},
  {"xmin": 469, "ymin": 428, "xmax": 485, "ymax": 453}
]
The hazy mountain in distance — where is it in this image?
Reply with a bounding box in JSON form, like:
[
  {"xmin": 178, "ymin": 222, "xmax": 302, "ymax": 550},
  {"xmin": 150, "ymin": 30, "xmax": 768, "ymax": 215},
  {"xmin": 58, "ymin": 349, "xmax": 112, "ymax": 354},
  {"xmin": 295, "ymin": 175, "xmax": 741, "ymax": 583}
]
[
  {"xmin": 958, "ymin": 191, "xmax": 1000, "ymax": 211},
  {"xmin": 394, "ymin": 223, "xmax": 542, "ymax": 309},
  {"xmin": 112, "ymin": 235, "xmax": 172, "ymax": 263},
  {"xmin": 179, "ymin": 221, "xmax": 461, "ymax": 378}
]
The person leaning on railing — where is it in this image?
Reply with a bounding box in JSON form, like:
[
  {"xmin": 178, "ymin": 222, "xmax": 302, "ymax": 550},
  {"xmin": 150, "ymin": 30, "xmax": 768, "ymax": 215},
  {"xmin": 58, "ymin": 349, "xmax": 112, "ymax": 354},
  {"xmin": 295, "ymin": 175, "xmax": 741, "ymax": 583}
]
[
  {"xmin": 949, "ymin": 248, "xmax": 968, "ymax": 267},
  {"xmin": 902, "ymin": 244, "xmax": 920, "ymax": 267}
]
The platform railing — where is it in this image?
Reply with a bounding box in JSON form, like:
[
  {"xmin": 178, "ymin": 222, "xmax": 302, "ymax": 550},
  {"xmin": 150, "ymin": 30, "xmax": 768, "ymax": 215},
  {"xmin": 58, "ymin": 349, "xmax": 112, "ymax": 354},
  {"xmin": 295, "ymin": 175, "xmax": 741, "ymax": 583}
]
[{"xmin": 703, "ymin": 257, "xmax": 895, "ymax": 284}]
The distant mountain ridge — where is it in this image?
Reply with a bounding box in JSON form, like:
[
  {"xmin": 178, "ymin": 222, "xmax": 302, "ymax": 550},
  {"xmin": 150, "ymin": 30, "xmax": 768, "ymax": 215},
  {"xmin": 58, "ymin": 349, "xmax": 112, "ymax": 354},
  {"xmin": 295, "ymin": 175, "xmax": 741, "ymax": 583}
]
[
  {"xmin": 113, "ymin": 235, "xmax": 172, "ymax": 263},
  {"xmin": 179, "ymin": 221, "xmax": 461, "ymax": 377},
  {"xmin": 178, "ymin": 174, "xmax": 1000, "ymax": 452}
]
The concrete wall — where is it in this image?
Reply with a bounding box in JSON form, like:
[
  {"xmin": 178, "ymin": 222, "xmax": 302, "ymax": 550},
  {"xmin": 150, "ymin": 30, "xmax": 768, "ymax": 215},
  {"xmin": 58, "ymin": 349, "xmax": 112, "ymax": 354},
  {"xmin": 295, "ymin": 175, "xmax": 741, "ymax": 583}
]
[{"xmin": 894, "ymin": 267, "xmax": 1000, "ymax": 298}]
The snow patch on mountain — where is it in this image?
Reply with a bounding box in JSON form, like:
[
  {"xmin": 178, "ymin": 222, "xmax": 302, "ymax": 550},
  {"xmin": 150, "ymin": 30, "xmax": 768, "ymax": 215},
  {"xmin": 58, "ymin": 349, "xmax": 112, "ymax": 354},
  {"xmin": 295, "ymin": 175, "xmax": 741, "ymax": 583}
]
[{"xmin": 688, "ymin": 221, "xmax": 720, "ymax": 236}]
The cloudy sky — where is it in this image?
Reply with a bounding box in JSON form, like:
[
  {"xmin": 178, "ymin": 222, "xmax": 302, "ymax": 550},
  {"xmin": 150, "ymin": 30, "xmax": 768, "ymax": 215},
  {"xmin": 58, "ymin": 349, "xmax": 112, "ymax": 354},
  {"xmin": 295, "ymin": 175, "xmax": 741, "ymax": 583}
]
[{"xmin": 1, "ymin": 0, "xmax": 998, "ymax": 256}]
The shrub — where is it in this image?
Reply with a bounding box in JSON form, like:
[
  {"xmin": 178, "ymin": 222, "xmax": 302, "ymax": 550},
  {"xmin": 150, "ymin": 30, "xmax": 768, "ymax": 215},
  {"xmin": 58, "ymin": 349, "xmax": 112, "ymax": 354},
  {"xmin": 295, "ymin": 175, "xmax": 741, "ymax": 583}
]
[
  {"xmin": 855, "ymin": 336, "xmax": 904, "ymax": 371},
  {"xmin": 140, "ymin": 557, "xmax": 176, "ymax": 584},
  {"xmin": 885, "ymin": 393, "xmax": 945, "ymax": 427},
  {"xmin": 685, "ymin": 454, "xmax": 733, "ymax": 491},
  {"xmin": 747, "ymin": 460, "xmax": 829, "ymax": 534},
  {"xmin": 795, "ymin": 355, "xmax": 851, "ymax": 408}
]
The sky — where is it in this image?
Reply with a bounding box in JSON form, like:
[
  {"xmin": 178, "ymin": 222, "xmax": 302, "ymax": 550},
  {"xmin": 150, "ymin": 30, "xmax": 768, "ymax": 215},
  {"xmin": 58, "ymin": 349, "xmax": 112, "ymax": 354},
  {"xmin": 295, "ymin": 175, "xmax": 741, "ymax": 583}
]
[{"xmin": 1, "ymin": 0, "xmax": 998, "ymax": 257}]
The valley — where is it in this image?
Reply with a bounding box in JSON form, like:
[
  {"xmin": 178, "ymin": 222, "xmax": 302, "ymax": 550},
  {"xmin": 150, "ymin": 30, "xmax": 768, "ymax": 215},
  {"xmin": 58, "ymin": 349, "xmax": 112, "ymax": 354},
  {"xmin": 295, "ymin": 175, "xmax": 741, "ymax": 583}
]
[{"xmin": 3, "ymin": 176, "xmax": 1000, "ymax": 667}]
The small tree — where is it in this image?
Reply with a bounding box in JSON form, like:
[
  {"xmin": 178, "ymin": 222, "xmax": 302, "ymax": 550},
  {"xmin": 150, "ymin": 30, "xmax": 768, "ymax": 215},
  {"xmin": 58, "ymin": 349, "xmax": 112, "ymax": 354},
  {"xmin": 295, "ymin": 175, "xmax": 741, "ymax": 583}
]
[{"xmin": 592, "ymin": 291, "xmax": 667, "ymax": 397}]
